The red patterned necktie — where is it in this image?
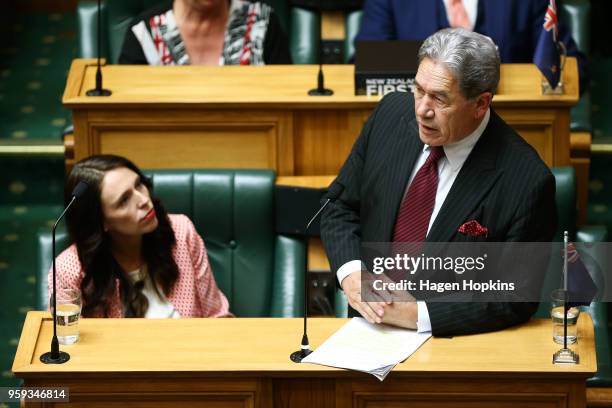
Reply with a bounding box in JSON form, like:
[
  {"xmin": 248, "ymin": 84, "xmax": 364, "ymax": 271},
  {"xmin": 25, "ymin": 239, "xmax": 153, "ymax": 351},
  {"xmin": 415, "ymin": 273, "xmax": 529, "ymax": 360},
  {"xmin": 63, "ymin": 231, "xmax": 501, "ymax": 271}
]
[{"xmin": 393, "ymin": 146, "xmax": 445, "ymax": 242}]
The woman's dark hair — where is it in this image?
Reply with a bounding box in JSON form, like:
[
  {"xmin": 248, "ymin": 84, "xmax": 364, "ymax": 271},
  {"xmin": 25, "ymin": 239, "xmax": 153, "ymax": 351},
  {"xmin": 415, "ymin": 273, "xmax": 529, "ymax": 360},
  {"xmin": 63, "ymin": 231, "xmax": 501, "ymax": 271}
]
[{"xmin": 65, "ymin": 154, "xmax": 179, "ymax": 317}]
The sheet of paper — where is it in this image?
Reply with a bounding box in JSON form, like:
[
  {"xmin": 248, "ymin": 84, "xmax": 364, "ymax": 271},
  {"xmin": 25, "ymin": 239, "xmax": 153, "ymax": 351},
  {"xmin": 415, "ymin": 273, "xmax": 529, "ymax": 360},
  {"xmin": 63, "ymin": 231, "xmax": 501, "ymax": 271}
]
[{"xmin": 302, "ymin": 317, "xmax": 431, "ymax": 381}]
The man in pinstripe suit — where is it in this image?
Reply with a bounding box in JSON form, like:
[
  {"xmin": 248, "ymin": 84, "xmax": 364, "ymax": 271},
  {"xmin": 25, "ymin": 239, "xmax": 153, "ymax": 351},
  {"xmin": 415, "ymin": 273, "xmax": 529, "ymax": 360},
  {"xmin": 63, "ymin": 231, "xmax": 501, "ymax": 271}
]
[{"xmin": 321, "ymin": 28, "xmax": 557, "ymax": 337}]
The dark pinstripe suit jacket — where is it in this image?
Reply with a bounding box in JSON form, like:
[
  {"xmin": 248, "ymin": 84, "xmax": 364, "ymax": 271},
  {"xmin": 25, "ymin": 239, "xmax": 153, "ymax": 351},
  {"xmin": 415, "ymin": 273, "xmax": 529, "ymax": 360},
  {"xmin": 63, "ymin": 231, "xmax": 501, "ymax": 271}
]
[{"xmin": 320, "ymin": 91, "xmax": 557, "ymax": 336}]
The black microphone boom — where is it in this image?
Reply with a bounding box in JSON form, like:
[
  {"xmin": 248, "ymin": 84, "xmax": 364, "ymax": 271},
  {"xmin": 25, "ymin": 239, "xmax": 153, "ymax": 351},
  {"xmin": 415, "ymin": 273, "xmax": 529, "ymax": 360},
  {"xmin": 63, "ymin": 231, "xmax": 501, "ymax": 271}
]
[
  {"xmin": 308, "ymin": 12, "xmax": 333, "ymax": 96},
  {"xmin": 40, "ymin": 181, "xmax": 89, "ymax": 364},
  {"xmin": 290, "ymin": 181, "xmax": 345, "ymax": 363},
  {"xmin": 86, "ymin": 0, "xmax": 112, "ymax": 97}
]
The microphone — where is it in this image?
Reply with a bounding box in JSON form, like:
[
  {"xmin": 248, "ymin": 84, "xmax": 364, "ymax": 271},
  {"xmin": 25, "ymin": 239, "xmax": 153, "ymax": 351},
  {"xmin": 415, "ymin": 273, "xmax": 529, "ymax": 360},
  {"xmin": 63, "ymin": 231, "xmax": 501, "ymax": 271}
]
[
  {"xmin": 86, "ymin": 0, "xmax": 112, "ymax": 97},
  {"xmin": 290, "ymin": 181, "xmax": 345, "ymax": 363},
  {"xmin": 308, "ymin": 12, "xmax": 333, "ymax": 96},
  {"xmin": 40, "ymin": 181, "xmax": 89, "ymax": 364}
]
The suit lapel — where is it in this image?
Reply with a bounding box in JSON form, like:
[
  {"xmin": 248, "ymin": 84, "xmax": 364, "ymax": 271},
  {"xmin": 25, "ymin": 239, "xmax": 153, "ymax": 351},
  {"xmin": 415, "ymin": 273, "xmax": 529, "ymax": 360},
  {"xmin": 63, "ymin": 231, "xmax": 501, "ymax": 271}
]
[
  {"xmin": 426, "ymin": 112, "xmax": 503, "ymax": 242},
  {"xmin": 379, "ymin": 114, "xmax": 423, "ymax": 241}
]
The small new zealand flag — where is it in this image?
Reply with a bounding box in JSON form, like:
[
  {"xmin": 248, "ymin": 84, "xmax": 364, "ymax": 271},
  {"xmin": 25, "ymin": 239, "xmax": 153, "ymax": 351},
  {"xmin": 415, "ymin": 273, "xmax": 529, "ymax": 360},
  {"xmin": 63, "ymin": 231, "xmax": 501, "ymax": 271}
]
[
  {"xmin": 534, "ymin": 0, "xmax": 561, "ymax": 89},
  {"xmin": 566, "ymin": 243, "xmax": 598, "ymax": 307}
]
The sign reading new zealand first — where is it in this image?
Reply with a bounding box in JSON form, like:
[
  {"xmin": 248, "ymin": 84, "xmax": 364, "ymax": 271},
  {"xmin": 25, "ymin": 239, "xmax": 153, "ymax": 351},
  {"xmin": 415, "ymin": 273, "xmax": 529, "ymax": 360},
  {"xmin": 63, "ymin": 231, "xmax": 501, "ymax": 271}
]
[{"xmin": 354, "ymin": 40, "xmax": 423, "ymax": 96}]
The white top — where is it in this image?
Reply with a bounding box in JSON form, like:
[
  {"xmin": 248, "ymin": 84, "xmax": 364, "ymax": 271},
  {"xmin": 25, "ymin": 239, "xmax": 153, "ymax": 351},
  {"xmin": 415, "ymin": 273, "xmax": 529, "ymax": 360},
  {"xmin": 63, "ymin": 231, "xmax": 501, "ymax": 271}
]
[
  {"xmin": 336, "ymin": 109, "xmax": 491, "ymax": 332},
  {"xmin": 443, "ymin": 0, "xmax": 478, "ymax": 30},
  {"xmin": 127, "ymin": 267, "xmax": 181, "ymax": 319}
]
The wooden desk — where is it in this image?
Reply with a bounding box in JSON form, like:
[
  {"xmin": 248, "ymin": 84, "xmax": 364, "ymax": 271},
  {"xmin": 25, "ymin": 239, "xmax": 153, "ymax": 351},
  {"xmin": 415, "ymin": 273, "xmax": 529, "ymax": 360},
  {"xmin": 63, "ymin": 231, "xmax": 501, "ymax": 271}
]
[
  {"xmin": 63, "ymin": 59, "xmax": 579, "ymax": 176},
  {"xmin": 13, "ymin": 312, "xmax": 596, "ymax": 407}
]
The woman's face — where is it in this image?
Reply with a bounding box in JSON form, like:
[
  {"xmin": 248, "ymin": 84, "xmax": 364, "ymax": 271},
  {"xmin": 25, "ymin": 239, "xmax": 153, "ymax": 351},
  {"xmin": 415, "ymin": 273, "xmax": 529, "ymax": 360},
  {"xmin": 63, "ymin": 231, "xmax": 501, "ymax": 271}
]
[{"xmin": 99, "ymin": 167, "xmax": 158, "ymax": 238}]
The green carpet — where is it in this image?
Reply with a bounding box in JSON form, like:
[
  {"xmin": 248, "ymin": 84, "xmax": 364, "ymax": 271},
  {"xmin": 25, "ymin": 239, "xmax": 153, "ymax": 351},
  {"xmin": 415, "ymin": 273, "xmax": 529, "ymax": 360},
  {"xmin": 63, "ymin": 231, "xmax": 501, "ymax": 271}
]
[
  {"xmin": 0, "ymin": 11, "xmax": 75, "ymax": 141},
  {"xmin": 0, "ymin": 9, "xmax": 73, "ymax": 407},
  {"xmin": 587, "ymin": 56, "xmax": 612, "ymax": 231}
]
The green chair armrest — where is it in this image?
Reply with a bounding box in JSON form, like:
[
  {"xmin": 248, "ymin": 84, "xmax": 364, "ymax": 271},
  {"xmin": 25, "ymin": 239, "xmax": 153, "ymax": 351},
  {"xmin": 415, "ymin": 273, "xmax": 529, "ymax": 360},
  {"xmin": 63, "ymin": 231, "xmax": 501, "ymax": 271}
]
[
  {"xmin": 586, "ymin": 302, "xmax": 612, "ymax": 387},
  {"xmin": 575, "ymin": 225, "xmax": 612, "ymax": 386},
  {"xmin": 77, "ymin": 0, "xmax": 108, "ymax": 59},
  {"xmin": 290, "ymin": 7, "xmax": 319, "ymax": 64},
  {"xmin": 343, "ymin": 10, "xmax": 362, "ymax": 63},
  {"xmin": 577, "ymin": 225, "xmax": 608, "ymax": 243},
  {"xmin": 335, "ymin": 288, "xmax": 348, "ymax": 317},
  {"xmin": 270, "ymin": 235, "xmax": 306, "ymax": 317},
  {"xmin": 560, "ymin": 0, "xmax": 591, "ymax": 130},
  {"xmin": 570, "ymin": 93, "xmax": 592, "ymax": 132},
  {"xmin": 36, "ymin": 229, "xmax": 70, "ymax": 311}
]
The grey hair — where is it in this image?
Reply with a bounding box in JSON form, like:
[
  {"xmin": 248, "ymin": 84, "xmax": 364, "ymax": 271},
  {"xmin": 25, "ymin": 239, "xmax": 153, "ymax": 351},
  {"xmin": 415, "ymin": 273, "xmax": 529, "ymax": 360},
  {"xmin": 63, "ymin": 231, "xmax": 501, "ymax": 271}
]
[{"xmin": 417, "ymin": 28, "xmax": 500, "ymax": 99}]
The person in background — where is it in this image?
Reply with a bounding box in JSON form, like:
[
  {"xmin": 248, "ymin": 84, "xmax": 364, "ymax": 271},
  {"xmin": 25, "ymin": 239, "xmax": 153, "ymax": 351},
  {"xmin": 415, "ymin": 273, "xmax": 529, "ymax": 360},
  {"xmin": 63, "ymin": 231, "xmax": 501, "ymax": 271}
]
[
  {"xmin": 50, "ymin": 154, "xmax": 232, "ymax": 318},
  {"xmin": 355, "ymin": 0, "xmax": 588, "ymax": 94},
  {"xmin": 119, "ymin": 0, "xmax": 291, "ymax": 65}
]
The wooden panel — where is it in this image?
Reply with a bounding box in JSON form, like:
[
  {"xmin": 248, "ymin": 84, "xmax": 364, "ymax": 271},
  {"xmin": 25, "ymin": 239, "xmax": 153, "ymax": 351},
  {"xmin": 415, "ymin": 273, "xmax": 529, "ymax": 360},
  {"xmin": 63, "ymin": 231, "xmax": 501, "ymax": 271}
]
[
  {"xmin": 322, "ymin": 11, "xmax": 345, "ymax": 40},
  {"xmin": 587, "ymin": 387, "xmax": 612, "ymax": 407},
  {"xmin": 273, "ymin": 378, "xmax": 335, "ymax": 408},
  {"xmin": 60, "ymin": 395, "xmax": 253, "ymax": 408},
  {"xmin": 512, "ymin": 126, "xmax": 554, "ymax": 166},
  {"xmin": 96, "ymin": 125, "xmax": 277, "ymax": 170},
  {"xmin": 338, "ymin": 378, "xmax": 578, "ymax": 408},
  {"xmin": 495, "ymin": 108, "xmax": 561, "ymax": 167},
  {"xmin": 308, "ymin": 238, "xmax": 330, "ymax": 272},
  {"xmin": 294, "ymin": 109, "xmax": 369, "ymax": 175},
  {"xmin": 23, "ymin": 378, "xmax": 260, "ymax": 408},
  {"xmin": 72, "ymin": 109, "xmax": 294, "ymax": 174}
]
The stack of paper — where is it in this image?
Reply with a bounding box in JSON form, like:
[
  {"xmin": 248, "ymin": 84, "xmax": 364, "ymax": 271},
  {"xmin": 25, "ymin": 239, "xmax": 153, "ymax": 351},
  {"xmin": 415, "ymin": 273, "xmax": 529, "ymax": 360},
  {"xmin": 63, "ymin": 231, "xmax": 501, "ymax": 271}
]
[{"xmin": 302, "ymin": 318, "xmax": 431, "ymax": 381}]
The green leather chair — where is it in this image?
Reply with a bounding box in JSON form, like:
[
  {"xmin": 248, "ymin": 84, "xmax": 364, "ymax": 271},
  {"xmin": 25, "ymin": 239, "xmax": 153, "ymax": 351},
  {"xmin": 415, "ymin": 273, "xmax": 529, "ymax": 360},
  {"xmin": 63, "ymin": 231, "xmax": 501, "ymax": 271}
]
[
  {"xmin": 333, "ymin": 167, "xmax": 611, "ymax": 389},
  {"xmin": 77, "ymin": 0, "xmax": 319, "ymax": 64},
  {"xmin": 559, "ymin": 0, "xmax": 591, "ymax": 132},
  {"xmin": 37, "ymin": 169, "xmax": 306, "ymax": 317}
]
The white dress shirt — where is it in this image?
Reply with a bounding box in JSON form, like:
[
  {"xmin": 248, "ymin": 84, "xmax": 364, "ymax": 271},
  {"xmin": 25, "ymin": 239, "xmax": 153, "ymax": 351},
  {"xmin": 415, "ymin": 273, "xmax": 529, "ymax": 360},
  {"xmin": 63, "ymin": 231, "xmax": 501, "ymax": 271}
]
[
  {"xmin": 336, "ymin": 108, "xmax": 491, "ymax": 332},
  {"xmin": 443, "ymin": 0, "xmax": 478, "ymax": 30}
]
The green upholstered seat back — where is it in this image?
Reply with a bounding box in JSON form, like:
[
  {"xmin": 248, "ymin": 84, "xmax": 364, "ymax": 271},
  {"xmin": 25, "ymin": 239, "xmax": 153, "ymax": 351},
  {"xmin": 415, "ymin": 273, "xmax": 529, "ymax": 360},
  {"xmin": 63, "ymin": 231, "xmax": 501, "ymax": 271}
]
[
  {"xmin": 552, "ymin": 167, "xmax": 577, "ymax": 242},
  {"xmin": 535, "ymin": 167, "xmax": 576, "ymax": 320},
  {"xmin": 147, "ymin": 169, "xmax": 276, "ymax": 317},
  {"xmin": 560, "ymin": 0, "xmax": 590, "ymax": 55},
  {"xmin": 559, "ymin": 0, "xmax": 591, "ymax": 131},
  {"xmin": 343, "ymin": 10, "xmax": 362, "ymax": 63},
  {"xmin": 78, "ymin": 0, "xmax": 161, "ymax": 63},
  {"xmin": 290, "ymin": 7, "xmax": 319, "ymax": 64}
]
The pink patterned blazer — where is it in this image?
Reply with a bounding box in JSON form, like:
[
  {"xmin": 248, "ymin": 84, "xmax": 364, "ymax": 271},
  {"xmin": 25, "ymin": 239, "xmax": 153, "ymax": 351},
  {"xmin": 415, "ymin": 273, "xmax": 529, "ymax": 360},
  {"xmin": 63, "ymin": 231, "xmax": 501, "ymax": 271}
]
[{"xmin": 49, "ymin": 214, "xmax": 231, "ymax": 318}]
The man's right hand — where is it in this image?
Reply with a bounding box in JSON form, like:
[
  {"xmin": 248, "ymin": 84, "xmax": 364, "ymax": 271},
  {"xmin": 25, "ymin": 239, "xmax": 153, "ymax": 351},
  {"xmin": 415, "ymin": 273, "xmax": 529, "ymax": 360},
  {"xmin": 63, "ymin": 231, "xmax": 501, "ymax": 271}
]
[{"xmin": 341, "ymin": 270, "xmax": 391, "ymax": 324}]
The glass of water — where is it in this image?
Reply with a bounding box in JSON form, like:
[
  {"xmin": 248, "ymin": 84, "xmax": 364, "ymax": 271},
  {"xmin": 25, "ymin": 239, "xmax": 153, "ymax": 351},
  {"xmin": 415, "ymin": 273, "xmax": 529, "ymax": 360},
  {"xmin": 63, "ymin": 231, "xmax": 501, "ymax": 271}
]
[
  {"xmin": 550, "ymin": 289, "xmax": 580, "ymax": 345},
  {"xmin": 52, "ymin": 288, "xmax": 82, "ymax": 345}
]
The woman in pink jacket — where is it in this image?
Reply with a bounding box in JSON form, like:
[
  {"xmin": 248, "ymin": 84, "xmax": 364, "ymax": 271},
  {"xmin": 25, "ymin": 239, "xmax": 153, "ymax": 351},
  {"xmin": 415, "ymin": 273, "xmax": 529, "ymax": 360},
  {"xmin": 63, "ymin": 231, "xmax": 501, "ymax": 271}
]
[{"xmin": 50, "ymin": 154, "xmax": 231, "ymax": 318}]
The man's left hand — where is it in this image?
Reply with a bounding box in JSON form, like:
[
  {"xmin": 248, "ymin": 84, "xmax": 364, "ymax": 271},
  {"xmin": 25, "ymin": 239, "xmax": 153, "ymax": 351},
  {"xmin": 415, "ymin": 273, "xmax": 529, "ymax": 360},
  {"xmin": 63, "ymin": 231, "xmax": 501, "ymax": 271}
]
[{"xmin": 380, "ymin": 301, "xmax": 418, "ymax": 329}]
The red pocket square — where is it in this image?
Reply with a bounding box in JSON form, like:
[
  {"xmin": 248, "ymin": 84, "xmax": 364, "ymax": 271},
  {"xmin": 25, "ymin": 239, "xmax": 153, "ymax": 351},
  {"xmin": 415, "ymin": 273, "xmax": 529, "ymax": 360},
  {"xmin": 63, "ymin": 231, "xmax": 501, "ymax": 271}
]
[{"xmin": 458, "ymin": 220, "xmax": 488, "ymax": 237}]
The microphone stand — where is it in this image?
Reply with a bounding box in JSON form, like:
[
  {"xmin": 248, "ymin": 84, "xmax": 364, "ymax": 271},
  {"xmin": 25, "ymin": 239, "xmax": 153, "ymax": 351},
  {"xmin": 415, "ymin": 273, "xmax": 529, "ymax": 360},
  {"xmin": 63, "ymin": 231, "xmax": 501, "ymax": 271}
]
[
  {"xmin": 290, "ymin": 199, "xmax": 331, "ymax": 362},
  {"xmin": 41, "ymin": 182, "xmax": 88, "ymax": 364},
  {"xmin": 308, "ymin": 10, "xmax": 333, "ymax": 96},
  {"xmin": 86, "ymin": 0, "xmax": 112, "ymax": 97},
  {"xmin": 290, "ymin": 182, "xmax": 344, "ymax": 363}
]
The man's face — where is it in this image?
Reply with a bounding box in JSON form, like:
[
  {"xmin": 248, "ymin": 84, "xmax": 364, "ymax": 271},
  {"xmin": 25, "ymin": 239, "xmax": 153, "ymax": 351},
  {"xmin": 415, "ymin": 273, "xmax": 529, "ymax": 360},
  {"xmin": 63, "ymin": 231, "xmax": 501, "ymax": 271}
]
[{"xmin": 413, "ymin": 58, "xmax": 487, "ymax": 146}]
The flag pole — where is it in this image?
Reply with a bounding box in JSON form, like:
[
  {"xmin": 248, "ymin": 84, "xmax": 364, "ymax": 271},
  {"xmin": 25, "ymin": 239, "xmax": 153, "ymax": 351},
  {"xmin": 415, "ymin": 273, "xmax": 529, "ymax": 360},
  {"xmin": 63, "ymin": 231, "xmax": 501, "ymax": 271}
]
[{"xmin": 553, "ymin": 230, "xmax": 578, "ymax": 364}]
